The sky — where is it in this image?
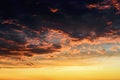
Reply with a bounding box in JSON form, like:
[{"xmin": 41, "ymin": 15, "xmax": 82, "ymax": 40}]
[{"xmin": 0, "ymin": 0, "xmax": 120, "ymax": 80}]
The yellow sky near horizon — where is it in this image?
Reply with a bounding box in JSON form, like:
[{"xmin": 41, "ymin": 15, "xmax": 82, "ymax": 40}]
[{"xmin": 0, "ymin": 56, "xmax": 120, "ymax": 80}]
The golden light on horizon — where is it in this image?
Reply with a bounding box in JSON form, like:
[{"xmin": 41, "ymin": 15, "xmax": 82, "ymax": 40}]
[
  {"xmin": 0, "ymin": 56, "xmax": 120, "ymax": 80},
  {"xmin": 0, "ymin": 27, "xmax": 120, "ymax": 80}
]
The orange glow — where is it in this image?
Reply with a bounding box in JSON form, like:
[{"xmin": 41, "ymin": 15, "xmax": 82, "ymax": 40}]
[
  {"xmin": 86, "ymin": 0, "xmax": 120, "ymax": 14},
  {"xmin": 50, "ymin": 8, "xmax": 59, "ymax": 13},
  {"xmin": 0, "ymin": 26, "xmax": 120, "ymax": 63},
  {"xmin": 111, "ymin": 0, "xmax": 120, "ymax": 14}
]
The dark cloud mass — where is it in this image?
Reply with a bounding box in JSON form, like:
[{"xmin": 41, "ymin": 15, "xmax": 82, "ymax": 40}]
[{"xmin": 0, "ymin": 0, "xmax": 120, "ymax": 60}]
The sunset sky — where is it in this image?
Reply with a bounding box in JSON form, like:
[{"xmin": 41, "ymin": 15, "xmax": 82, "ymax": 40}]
[{"xmin": 0, "ymin": 0, "xmax": 120, "ymax": 80}]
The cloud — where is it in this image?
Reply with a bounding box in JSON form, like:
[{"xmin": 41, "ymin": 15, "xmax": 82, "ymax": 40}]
[
  {"xmin": 0, "ymin": 19, "xmax": 120, "ymax": 59},
  {"xmin": 109, "ymin": 45, "xmax": 120, "ymax": 52},
  {"xmin": 86, "ymin": 0, "xmax": 120, "ymax": 14},
  {"xmin": 0, "ymin": 0, "xmax": 120, "ymax": 67}
]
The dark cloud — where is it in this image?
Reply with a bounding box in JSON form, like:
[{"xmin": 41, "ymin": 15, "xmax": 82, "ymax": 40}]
[
  {"xmin": 0, "ymin": 23, "xmax": 63, "ymax": 57},
  {"xmin": 30, "ymin": 48, "xmax": 57, "ymax": 54},
  {"xmin": 0, "ymin": 0, "xmax": 120, "ymax": 59}
]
